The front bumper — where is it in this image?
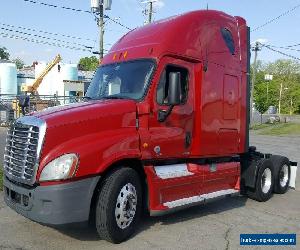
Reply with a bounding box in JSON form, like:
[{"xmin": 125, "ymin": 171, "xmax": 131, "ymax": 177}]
[{"xmin": 3, "ymin": 175, "xmax": 100, "ymax": 225}]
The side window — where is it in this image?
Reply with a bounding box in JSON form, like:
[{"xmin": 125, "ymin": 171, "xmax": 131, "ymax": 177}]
[
  {"xmin": 221, "ymin": 28, "xmax": 235, "ymax": 55},
  {"xmin": 156, "ymin": 65, "xmax": 189, "ymax": 105}
]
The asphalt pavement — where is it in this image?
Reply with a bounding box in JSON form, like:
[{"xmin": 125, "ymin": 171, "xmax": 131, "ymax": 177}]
[{"xmin": 0, "ymin": 128, "xmax": 299, "ymax": 250}]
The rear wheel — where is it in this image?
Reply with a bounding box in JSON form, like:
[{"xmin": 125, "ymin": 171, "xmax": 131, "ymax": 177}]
[
  {"xmin": 270, "ymin": 156, "xmax": 290, "ymax": 194},
  {"xmin": 247, "ymin": 159, "xmax": 274, "ymax": 202},
  {"xmin": 95, "ymin": 168, "xmax": 142, "ymax": 243}
]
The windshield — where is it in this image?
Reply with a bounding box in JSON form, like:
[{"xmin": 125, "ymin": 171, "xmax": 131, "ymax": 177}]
[{"xmin": 86, "ymin": 59, "xmax": 155, "ymax": 100}]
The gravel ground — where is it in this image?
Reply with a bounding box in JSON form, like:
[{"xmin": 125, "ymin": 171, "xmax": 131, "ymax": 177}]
[{"xmin": 0, "ymin": 128, "xmax": 299, "ymax": 250}]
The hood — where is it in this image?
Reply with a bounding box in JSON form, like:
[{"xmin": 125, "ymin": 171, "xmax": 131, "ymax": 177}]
[
  {"xmin": 32, "ymin": 99, "xmax": 138, "ymax": 159},
  {"xmin": 33, "ymin": 99, "xmax": 137, "ymax": 128}
]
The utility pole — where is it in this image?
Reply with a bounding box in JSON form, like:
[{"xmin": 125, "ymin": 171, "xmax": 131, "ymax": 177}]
[
  {"xmin": 290, "ymin": 97, "xmax": 293, "ymax": 115},
  {"xmin": 250, "ymin": 41, "xmax": 262, "ymax": 123},
  {"xmin": 264, "ymin": 74, "xmax": 273, "ymax": 105},
  {"xmin": 99, "ymin": 3, "xmax": 104, "ymax": 61},
  {"xmin": 278, "ymin": 84, "xmax": 288, "ymax": 115},
  {"xmin": 148, "ymin": 1, "xmax": 153, "ymax": 23},
  {"xmin": 91, "ymin": 0, "xmax": 112, "ymax": 61},
  {"xmin": 278, "ymin": 82, "xmax": 283, "ymax": 115},
  {"xmin": 142, "ymin": 0, "xmax": 157, "ymax": 24}
]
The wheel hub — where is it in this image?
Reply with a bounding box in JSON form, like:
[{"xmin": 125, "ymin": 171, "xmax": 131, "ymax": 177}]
[
  {"xmin": 115, "ymin": 183, "xmax": 137, "ymax": 229},
  {"xmin": 279, "ymin": 164, "xmax": 289, "ymax": 188},
  {"xmin": 261, "ymin": 168, "xmax": 272, "ymax": 194}
]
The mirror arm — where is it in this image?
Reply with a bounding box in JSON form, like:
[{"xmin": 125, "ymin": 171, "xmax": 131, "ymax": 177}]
[{"xmin": 158, "ymin": 105, "xmax": 174, "ymax": 122}]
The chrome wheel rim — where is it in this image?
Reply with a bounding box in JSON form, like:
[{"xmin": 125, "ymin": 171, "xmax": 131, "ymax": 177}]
[
  {"xmin": 279, "ymin": 165, "xmax": 289, "ymax": 188},
  {"xmin": 115, "ymin": 183, "xmax": 137, "ymax": 229},
  {"xmin": 261, "ymin": 168, "xmax": 272, "ymax": 194}
]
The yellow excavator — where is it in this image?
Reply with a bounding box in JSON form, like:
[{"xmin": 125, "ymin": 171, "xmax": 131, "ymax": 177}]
[
  {"xmin": 21, "ymin": 54, "xmax": 61, "ymax": 93},
  {"xmin": 14, "ymin": 54, "xmax": 62, "ymax": 116}
]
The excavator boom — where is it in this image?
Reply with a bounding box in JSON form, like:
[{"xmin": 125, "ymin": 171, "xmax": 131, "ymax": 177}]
[{"xmin": 21, "ymin": 54, "xmax": 61, "ymax": 93}]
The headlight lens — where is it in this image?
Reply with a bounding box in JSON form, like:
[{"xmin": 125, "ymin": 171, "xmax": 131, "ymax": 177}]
[{"xmin": 39, "ymin": 154, "xmax": 79, "ymax": 182}]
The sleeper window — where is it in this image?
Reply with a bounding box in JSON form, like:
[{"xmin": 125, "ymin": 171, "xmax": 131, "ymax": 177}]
[
  {"xmin": 157, "ymin": 65, "xmax": 189, "ymax": 105},
  {"xmin": 221, "ymin": 28, "xmax": 235, "ymax": 55}
]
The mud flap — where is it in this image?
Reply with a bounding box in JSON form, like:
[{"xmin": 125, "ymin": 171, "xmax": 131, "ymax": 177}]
[{"xmin": 289, "ymin": 161, "xmax": 297, "ymax": 189}]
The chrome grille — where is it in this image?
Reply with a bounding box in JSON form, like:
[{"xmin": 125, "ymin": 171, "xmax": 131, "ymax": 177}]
[{"xmin": 3, "ymin": 116, "xmax": 46, "ymax": 185}]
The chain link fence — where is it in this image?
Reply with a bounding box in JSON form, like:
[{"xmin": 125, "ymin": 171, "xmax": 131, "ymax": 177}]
[{"xmin": 0, "ymin": 94, "xmax": 82, "ymax": 126}]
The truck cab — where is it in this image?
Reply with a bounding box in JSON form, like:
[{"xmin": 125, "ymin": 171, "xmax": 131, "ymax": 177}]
[{"xmin": 3, "ymin": 10, "xmax": 296, "ymax": 243}]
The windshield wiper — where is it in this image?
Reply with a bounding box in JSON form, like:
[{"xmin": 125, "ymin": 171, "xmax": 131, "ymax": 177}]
[
  {"xmin": 81, "ymin": 96, "xmax": 94, "ymax": 102},
  {"xmin": 101, "ymin": 96, "xmax": 133, "ymax": 100}
]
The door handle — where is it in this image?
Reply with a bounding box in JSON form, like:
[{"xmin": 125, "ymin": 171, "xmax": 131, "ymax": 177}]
[{"xmin": 185, "ymin": 132, "xmax": 191, "ymax": 148}]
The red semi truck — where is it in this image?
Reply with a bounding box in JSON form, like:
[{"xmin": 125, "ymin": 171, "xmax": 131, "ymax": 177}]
[{"xmin": 2, "ymin": 10, "xmax": 297, "ymax": 243}]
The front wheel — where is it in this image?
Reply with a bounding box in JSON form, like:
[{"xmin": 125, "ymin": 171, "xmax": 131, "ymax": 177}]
[{"xmin": 95, "ymin": 168, "xmax": 142, "ymax": 243}]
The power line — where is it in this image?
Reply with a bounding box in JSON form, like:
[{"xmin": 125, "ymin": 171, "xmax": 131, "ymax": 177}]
[
  {"xmin": 251, "ymin": 3, "xmax": 300, "ymax": 32},
  {"xmin": 0, "ymin": 31, "xmax": 110, "ymax": 53},
  {"xmin": 268, "ymin": 44, "xmax": 300, "ymax": 52},
  {"xmin": 18, "ymin": 0, "xmax": 132, "ymax": 30},
  {"xmin": 270, "ymin": 43, "xmax": 300, "ymax": 48},
  {"xmin": 284, "ymin": 43, "xmax": 300, "ymax": 48},
  {"xmin": 0, "ymin": 26, "xmax": 93, "ymax": 49},
  {"xmin": 105, "ymin": 16, "xmax": 132, "ymax": 30},
  {"xmin": 21, "ymin": 0, "xmax": 91, "ymax": 13},
  {"xmin": 0, "ymin": 22, "xmax": 96, "ymax": 42},
  {"xmin": 0, "ymin": 32, "xmax": 92, "ymax": 52},
  {"xmin": 263, "ymin": 45, "xmax": 300, "ymax": 61}
]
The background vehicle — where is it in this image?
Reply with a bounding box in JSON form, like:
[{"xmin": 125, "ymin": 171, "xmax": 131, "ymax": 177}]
[{"xmin": 2, "ymin": 10, "xmax": 297, "ymax": 243}]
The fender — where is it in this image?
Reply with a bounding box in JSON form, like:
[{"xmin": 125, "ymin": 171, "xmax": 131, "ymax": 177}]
[
  {"xmin": 37, "ymin": 128, "xmax": 141, "ymax": 182},
  {"xmin": 242, "ymin": 158, "xmax": 275, "ymax": 189},
  {"xmin": 241, "ymin": 159, "xmax": 259, "ymax": 189}
]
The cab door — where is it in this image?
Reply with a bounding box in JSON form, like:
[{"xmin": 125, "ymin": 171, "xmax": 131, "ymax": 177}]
[{"xmin": 148, "ymin": 57, "xmax": 194, "ymax": 159}]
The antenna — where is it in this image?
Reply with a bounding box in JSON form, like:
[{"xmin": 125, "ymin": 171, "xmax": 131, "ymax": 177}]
[{"xmin": 206, "ymin": 3, "xmax": 208, "ymax": 10}]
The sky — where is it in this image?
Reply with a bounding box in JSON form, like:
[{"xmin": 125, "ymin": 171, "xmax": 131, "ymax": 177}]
[{"xmin": 0, "ymin": 0, "xmax": 300, "ymax": 65}]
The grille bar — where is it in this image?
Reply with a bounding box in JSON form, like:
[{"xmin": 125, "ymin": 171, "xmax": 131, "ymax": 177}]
[
  {"xmin": 3, "ymin": 116, "xmax": 46, "ymax": 185},
  {"xmin": 7, "ymin": 133, "xmax": 38, "ymax": 141}
]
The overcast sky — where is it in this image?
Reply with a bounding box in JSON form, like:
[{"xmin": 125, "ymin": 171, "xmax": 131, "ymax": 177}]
[{"xmin": 1, "ymin": 0, "xmax": 300, "ymax": 65}]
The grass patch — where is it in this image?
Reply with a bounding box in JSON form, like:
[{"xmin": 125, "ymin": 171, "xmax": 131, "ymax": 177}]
[
  {"xmin": 0, "ymin": 168, "xmax": 3, "ymax": 191},
  {"xmin": 252, "ymin": 123, "xmax": 300, "ymax": 136},
  {"xmin": 250, "ymin": 123, "xmax": 271, "ymax": 130}
]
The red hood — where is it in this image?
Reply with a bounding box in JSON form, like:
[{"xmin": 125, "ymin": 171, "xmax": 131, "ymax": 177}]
[
  {"xmin": 33, "ymin": 99, "xmax": 138, "ymax": 160},
  {"xmin": 33, "ymin": 99, "xmax": 137, "ymax": 128}
]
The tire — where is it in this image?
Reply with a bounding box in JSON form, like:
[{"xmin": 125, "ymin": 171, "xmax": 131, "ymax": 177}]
[
  {"xmin": 270, "ymin": 155, "xmax": 290, "ymax": 194},
  {"xmin": 95, "ymin": 168, "xmax": 142, "ymax": 243},
  {"xmin": 247, "ymin": 159, "xmax": 274, "ymax": 202}
]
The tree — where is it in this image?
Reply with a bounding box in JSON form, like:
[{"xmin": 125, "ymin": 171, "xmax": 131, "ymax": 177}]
[
  {"xmin": 12, "ymin": 58, "xmax": 25, "ymax": 69},
  {"xmin": 264, "ymin": 59, "xmax": 300, "ymax": 114},
  {"xmin": 78, "ymin": 56, "xmax": 99, "ymax": 71},
  {"xmin": 253, "ymin": 59, "xmax": 300, "ymax": 115},
  {"xmin": 0, "ymin": 46, "xmax": 10, "ymax": 60}
]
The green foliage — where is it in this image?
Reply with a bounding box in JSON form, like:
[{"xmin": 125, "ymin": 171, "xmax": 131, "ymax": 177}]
[
  {"xmin": 253, "ymin": 59, "xmax": 300, "ymax": 114},
  {"xmin": 12, "ymin": 58, "xmax": 25, "ymax": 69},
  {"xmin": 78, "ymin": 56, "xmax": 99, "ymax": 71},
  {"xmin": 0, "ymin": 46, "xmax": 10, "ymax": 60}
]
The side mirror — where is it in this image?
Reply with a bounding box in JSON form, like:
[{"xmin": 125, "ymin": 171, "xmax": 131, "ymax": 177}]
[
  {"xmin": 158, "ymin": 72, "xmax": 181, "ymax": 122},
  {"xmin": 168, "ymin": 72, "xmax": 181, "ymax": 105}
]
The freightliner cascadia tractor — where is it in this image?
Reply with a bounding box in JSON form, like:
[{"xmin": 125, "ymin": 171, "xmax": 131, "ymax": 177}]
[{"xmin": 2, "ymin": 10, "xmax": 297, "ymax": 243}]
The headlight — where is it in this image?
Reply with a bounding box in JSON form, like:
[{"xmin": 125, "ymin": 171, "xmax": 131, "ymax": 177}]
[{"xmin": 39, "ymin": 154, "xmax": 79, "ymax": 182}]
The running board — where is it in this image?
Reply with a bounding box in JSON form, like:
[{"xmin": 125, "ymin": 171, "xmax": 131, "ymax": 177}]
[{"xmin": 150, "ymin": 189, "xmax": 239, "ymax": 216}]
